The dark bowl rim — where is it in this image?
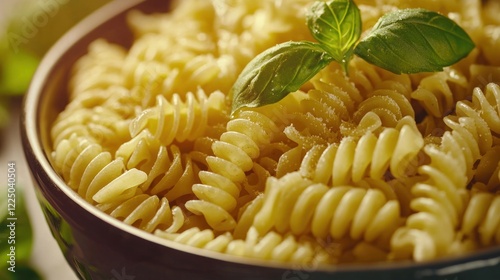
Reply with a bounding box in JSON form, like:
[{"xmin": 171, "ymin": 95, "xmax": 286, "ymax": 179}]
[{"xmin": 20, "ymin": 0, "xmax": 500, "ymax": 276}]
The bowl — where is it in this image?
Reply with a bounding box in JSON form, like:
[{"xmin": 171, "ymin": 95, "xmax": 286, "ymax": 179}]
[{"xmin": 21, "ymin": 0, "xmax": 500, "ymax": 279}]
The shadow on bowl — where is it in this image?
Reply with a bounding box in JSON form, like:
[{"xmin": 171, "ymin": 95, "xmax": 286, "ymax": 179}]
[{"xmin": 20, "ymin": 0, "xmax": 500, "ymax": 279}]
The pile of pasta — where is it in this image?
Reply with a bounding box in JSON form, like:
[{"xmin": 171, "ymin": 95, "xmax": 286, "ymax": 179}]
[{"xmin": 50, "ymin": 0, "xmax": 500, "ymax": 264}]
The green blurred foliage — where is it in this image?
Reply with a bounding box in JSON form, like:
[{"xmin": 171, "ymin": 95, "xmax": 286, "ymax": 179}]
[
  {"xmin": 0, "ymin": 0, "xmax": 112, "ymax": 127},
  {"xmin": 5, "ymin": 0, "xmax": 113, "ymax": 58},
  {"xmin": 0, "ymin": 187, "xmax": 41, "ymax": 279}
]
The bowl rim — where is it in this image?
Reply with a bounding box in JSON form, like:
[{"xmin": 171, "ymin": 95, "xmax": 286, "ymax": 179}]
[{"xmin": 21, "ymin": 0, "xmax": 500, "ymax": 276}]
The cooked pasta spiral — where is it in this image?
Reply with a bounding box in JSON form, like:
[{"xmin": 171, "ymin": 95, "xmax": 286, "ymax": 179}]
[
  {"xmin": 127, "ymin": 60, "xmax": 170, "ymax": 108},
  {"xmin": 115, "ymin": 129, "xmax": 205, "ymax": 203},
  {"xmin": 185, "ymin": 109, "xmax": 284, "ymax": 231},
  {"xmin": 349, "ymin": 57, "xmax": 413, "ymax": 98},
  {"xmin": 298, "ymin": 77, "xmax": 362, "ymax": 139},
  {"xmin": 52, "ymin": 134, "xmax": 147, "ymax": 204},
  {"xmin": 69, "ymin": 39, "xmax": 127, "ymax": 99},
  {"xmin": 300, "ymin": 62, "xmax": 415, "ymax": 138},
  {"xmin": 456, "ymin": 82, "xmax": 500, "ymax": 135},
  {"xmin": 391, "ymin": 179, "xmax": 465, "ymax": 261},
  {"xmin": 391, "ymin": 151, "xmax": 469, "ymax": 260},
  {"xmin": 411, "ymin": 72, "xmax": 460, "ymax": 118},
  {"xmin": 352, "ymin": 89, "xmax": 415, "ymax": 130},
  {"xmin": 155, "ymin": 227, "xmax": 234, "ymax": 253},
  {"xmin": 252, "ymin": 172, "xmax": 401, "ymax": 244},
  {"xmin": 125, "ymin": 3, "xmax": 238, "ymax": 95},
  {"xmin": 155, "ymin": 226, "xmax": 330, "ymax": 264},
  {"xmin": 298, "ymin": 123, "xmax": 424, "ymax": 185},
  {"xmin": 50, "ymin": 86, "xmax": 134, "ymax": 150},
  {"xmin": 391, "ymin": 94, "xmax": 496, "ymax": 261},
  {"xmin": 460, "ymin": 192, "xmax": 500, "ymax": 246},
  {"xmin": 129, "ymin": 88, "xmax": 227, "ymax": 146},
  {"xmin": 98, "ymin": 194, "xmax": 185, "ymax": 234},
  {"xmin": 472, "ymin": 146, "xmax": 500, "ymax": 192}
]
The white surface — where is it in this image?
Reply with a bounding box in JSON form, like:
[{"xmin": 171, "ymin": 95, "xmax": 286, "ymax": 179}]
[{"xmin": 1, "ymin": 1, "xmax": 78, "ymax": 279}]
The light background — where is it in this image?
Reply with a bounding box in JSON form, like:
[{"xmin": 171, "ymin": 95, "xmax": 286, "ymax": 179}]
[{"xmin": 1, "ymin": 0, "xmax": 81, "ymax": 279}]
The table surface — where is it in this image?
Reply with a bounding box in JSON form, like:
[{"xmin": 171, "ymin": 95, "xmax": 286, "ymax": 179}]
[{"xmin": 0, "ymin": 1, "xmax": 79, "ymax": 279}]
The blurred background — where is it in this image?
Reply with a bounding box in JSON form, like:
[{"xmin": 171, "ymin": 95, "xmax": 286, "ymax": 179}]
[{"xmin": 0, "ymin": 1, "xmax": 111, "ymax": 279}]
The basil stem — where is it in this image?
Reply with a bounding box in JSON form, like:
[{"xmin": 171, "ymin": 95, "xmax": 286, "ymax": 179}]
[
  {"xmin": 231, "ymin": 41, "xmax": 333, "ymax": 113},
  {"xmin": 354, "ymin": 8, "xmax": 475, "ymax": 74},
  {"xmin": 307, "ymin": 0, "xmax": 361, "ymax": 74}
]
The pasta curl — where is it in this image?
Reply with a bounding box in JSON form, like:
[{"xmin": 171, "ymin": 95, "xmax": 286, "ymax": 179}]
[
  {"xmin": 411, "ymin": 72, "xmax": 465, "ymax": 118},
  {"xmin": 252, "ymin": 172, "xmax": 402, "ymax": 244},
  {"xmin": 52, "ymin": 134, "xmax": 147, "ymax": 204},
  {"xmin": 185, "ymin": 108, "xmax": 288, "ymax": 231},
  {"xmin": 115, "ymin": 131, "xmax": 201, "ymax": 201},
  {"xmin": 155, "ymin": 226, "xmax": 331, "ymax": 264},
  {"xmin": 456, "ymin": 83, "xmax": 500, "ymax": 136},
  {"xmin": 391, "ymin": 91, "xmax": 496, "ymax": 261},
  {"xmin": 472, "ymin": 146, "xmax": 500, "ymax": 192},
  {"xmin": 349, "ymin": 57, "xmax": 413, "ymax": 99},
  {"xmin": 129, "ymin": 88, "xmax": 228, "ymax": 146},
  {"xmin": 299, "ymin": 124, "xmax": 424, "ymax": 185},
  {"xmin": 352, "ymin": 89, "xmax": 415, "ymax": 130},
  {"xmin": 460, "ymin": 192, "xmax": 500, "ymax": 246},
  {"xmin": 98, "ymin": 194, "xmax": 185, "ymax": 234},
  {"xmin": 69, "ymin": 39, "xmax": 127, "ymax": 98},
  {"xmin": 51, "ymin": 87, "xmax": 134, "ymax": 150}
]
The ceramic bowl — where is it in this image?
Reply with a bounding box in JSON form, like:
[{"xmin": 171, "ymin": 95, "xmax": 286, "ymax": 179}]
[{"xmin": 21, "ymin": 0, "xmax": 500, "ymax": 279}]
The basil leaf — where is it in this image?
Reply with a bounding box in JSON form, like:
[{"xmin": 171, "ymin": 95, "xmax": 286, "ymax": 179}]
[
  {"xmin": 231, "ymin": 41, "xmax": 333, "ymax": 113},
  {"xmin": 307, "ymin": 0, "xmax": 361, "ymax": 72},
  {"xmin": 354, "ymin": 8, "xmax": 475, "ymax": 74}
]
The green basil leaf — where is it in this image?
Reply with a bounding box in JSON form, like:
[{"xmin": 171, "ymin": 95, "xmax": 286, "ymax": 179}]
[
  {"xmin": 231, "ymin": 41, "xmax": 333, "ymax": 113},
  {"xmin": 354, "ymin": 8, "xmax": 475, "ymax": 74},
  {"xmin": 306, "ymin": 0, "xmax": 361, "ymax": 72}
]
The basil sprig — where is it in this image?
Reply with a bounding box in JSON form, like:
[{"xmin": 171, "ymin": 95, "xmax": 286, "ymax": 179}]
[{"xmin": 230, "ymin": 0, "xmax": 475, "ymax": 113}]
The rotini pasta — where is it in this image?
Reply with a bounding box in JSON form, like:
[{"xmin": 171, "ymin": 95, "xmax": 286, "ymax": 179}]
[
  {"xmin": 391, "ymin": 83, "xmax": 498, "ymax": 261},
  {"xmin": 297, "ymin": 123, "xmax": 424, "ymax": 185},
  {"xmin": 185, "ymin": 95, "xmax": 301, "ymax": 231},
  {"xmin": 128, "ymin": 88, "xmax": 227, "ymax": 146},
  {"xmin": 69, "ymin": 39, "xmax": 127, "ymax": 98},
  {"xmin": 460, "ymin": 192, "xmax": 500, "ymax": 246},
  {"xmin": 411, "ymin": 72, "xmax": 461, "ymax": 118},
  {"xmin": 115, "ymin": 130, "xmax": 201, "ymax": 202},
  {"xmin": 155, "ymin": 226, "xmax": 332, "ymax": 264},
  {"xmin": 50, "ymin": 87, "xmax": 133, "ymax": 150},
  {"xmin": 352, "ymin": 89, "xmax": 415, "ymax": 129},
  {"xmin": 252, "ymin": 172, "xmax": 401, "ymax": 244},
  {"xmin": 473, "ymin": 146, "xmax": 500, "ymax": 192},
  {"xmin": 98, "ymin": 193, "xmax": 185, "ymax": 234},
  {"xmin": 348, "ymin": 57, "xmax": 413, "ymax": 99},
  {"xmin": 52, "ymin": 134, "xmax": 147, "ymax": 204},
  {"xmin": 49, "ymin": 0, "xmax": 500, "ymax": 266}
]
